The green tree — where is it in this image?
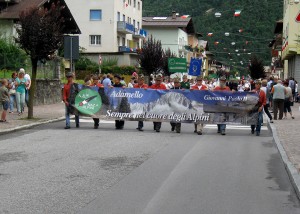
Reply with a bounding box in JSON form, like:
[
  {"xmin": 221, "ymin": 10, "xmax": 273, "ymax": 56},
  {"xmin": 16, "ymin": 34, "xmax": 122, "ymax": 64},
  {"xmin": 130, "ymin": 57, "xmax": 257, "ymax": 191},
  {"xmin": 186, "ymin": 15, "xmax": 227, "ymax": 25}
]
[
  {"xmin": 16, "ymin": 3, "xmax": 65, "ymax": 119},
  {"xmin": 248, "ymin": 55, "xmax": 266, "ymax": 80},
  {"xmin": 137, "ymin": 35, "xmax": 164, "ymax": 76}
]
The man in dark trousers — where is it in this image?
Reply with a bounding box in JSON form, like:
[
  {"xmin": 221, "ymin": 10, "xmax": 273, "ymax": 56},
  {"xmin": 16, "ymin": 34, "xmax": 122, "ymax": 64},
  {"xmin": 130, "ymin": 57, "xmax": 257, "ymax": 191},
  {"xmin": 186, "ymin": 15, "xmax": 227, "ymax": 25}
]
[
  {"xmin": 170, "ymin": 78, "xmax": 182, "ymax": 133},
  {"xmin": 134, "ymin": 75, "xmax": 148, "ymax": 131},
  {"xmin": 150, "ymin": 75, "xmax": 166, "ymax": 132},
  {"xmin": 112, "ymin": 74, "xmax": 126, "ymax": 129}
]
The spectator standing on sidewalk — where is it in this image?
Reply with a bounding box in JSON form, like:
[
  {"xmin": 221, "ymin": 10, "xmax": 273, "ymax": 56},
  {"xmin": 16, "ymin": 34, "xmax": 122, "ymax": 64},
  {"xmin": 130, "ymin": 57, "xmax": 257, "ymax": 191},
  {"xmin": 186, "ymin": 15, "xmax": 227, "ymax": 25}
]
[
  {"xmin": 214, "ymin": 76, "xmax": 231, "ymax": 135},
  {"xmin": 251, "ymin": 80, "xmax": 266, "ymax": 136},
  {"xmin": 21, "ymin": 68, "xmax": 31, "ymax": 110},
  {"xmin": 8, "ymin": 72, "xmax": 17, "ymax": 113},
  {"xmin": 261, "ymin": 79, "xmax": 273, "ymax": 123},
  {"xmin": 150, "ymin": 75, "xmax": 167, "ymax": 132},
  {"xmin": 283, "ymin": 81, "xmax": 295, "ymax": 119},
  {"xmin": 294, "ymin": 80, "xmax": 298, "ymax": 102},
  {"xmin": 191, "ymin": 76, "xmax": 208, "ymax": 135},
  {"xmin": 134, "ymin": 75, "xmax": 148, "ymax": 131},
  {"xmin": 271, "ymin": 79, "xmax": 286, "ymax": 120},
  {"xmin": 63, "ymin": 72, "xmax": 79, "ymax": 129},
  {"xmin": 288, "ymin": 77, "xmax": 296, "ymax": 100},
  {"xmin": 0, "ymin": 79, "xmax": 10, "ymax": 122},
  {"xmin": 15, "ymin": 69, "xmax": 28, "ymax": 115}
]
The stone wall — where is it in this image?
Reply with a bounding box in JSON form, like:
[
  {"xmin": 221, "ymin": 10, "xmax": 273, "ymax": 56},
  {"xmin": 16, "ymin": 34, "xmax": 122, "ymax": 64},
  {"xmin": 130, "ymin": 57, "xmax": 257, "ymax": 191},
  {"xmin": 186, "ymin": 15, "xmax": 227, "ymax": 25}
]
[{"xmin": 33, "ymin": 79, "xmax": 62, "ymax": 106}]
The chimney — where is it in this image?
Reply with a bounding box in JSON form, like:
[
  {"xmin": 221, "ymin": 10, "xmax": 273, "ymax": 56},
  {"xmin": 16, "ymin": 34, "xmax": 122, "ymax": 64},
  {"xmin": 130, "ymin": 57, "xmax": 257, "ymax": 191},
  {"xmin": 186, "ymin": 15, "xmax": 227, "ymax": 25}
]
[{"xmin": 172, "ymin": 11, "xmax": 176, "ymax": 19}]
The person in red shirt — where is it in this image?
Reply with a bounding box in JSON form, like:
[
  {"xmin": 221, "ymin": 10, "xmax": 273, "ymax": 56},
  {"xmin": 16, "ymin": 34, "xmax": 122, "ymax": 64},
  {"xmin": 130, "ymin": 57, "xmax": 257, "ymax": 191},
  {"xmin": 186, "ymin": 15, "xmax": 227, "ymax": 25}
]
[
  {"xmin": 251, "ymin": 80, "xmax": 266, "ymax": 136},
  {"xmin": 63, "ymin": 72, "xmax": 79, "ymax": 129},
  {"xmin": 134, "ymin": 75, "xmax": 148, "ymax": 131},
  {"xmin": 214, "ymin": 76, "xmax": 231, "ymax": 135},
  {"xmin": 150, "ymin": 75, "xmax": 166, "ymax": 132},
  {"xmin": 90, "ymin": 75, "xmax": 104, "ymax": 88},
  {"xmin": 191, "ymin": 77, "xmax": 208, "ymax": 135}
]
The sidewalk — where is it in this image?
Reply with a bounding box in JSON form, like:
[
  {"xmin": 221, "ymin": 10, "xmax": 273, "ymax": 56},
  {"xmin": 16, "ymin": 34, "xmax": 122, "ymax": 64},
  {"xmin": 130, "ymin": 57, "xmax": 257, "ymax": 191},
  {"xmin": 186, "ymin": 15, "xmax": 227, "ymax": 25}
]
[
  {"xmin": 0, "ymin": 102, "xmax": 65, "ymax": 134},
  {"xmin": 1, "ymin": 101, "xmax": 300, "ymax": 197}
]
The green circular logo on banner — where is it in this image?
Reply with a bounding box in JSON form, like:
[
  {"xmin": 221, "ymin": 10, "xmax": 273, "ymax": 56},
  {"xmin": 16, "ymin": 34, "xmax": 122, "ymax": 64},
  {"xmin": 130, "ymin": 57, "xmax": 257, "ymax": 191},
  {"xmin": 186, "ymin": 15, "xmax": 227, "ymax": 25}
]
[{"xmin": 75, "ymin": 89, "xmax": 102, "ymax": 115}]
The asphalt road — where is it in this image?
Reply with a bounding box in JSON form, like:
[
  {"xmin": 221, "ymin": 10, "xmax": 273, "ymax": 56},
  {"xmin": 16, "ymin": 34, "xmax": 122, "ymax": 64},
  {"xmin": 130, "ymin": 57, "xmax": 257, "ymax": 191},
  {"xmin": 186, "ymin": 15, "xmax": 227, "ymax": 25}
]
[{"xmin": 0, "ymin": 119, "xmax": 300, "ymax": 214}]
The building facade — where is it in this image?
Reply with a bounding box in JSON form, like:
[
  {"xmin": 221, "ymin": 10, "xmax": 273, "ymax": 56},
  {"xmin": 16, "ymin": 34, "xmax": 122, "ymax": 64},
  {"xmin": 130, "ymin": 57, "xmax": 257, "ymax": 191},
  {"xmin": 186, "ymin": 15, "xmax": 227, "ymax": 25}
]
[
  {"xmin": 282, "ymin": 0, "xmax": 300, "ymax": 81},
  {"xmin": 142, "ymin": 13, "xmax": 209, "ymax": 77},
  {"xmin": 64, "ymin": 0, "xmax": 147, "ymax": 66}
]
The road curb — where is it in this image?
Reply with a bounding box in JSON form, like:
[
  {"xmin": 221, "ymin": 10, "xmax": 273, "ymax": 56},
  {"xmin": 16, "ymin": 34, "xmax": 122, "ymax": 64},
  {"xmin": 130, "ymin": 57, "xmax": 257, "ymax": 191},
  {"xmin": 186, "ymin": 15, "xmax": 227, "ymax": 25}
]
[
  {"xmin": 0, "ymin": 117, "xmax": 65, "ymax": 135},
  {"xmin": 268, "ymin": 122, "xmax": 300, "ymax": 199}
]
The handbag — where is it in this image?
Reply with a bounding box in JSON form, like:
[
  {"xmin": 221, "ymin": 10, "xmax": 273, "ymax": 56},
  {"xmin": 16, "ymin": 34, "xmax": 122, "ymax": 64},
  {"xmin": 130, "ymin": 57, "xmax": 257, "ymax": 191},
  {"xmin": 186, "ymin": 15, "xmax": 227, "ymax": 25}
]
[{"xmin": 9, "ymin": 89, "xmax": 16, "ymax": 95}]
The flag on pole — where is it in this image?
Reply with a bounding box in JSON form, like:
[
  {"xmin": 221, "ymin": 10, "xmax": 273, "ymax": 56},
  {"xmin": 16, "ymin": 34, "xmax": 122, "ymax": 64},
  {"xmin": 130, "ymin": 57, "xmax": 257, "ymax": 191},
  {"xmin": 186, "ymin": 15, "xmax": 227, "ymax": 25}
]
[
  {"xmin": 99, "ymin": 54, "xmax": 102, "ymax": 65},
  {"xmin": 124, "ymin": 2, "xmax": 128, "ymax": 7},
  {"xmin": 188, "ymin": 58, "xmax": 202, "ymax": 76},
  {"xmin": 234, "ymin": 10, "xmax": 241, "ymax": 17}
]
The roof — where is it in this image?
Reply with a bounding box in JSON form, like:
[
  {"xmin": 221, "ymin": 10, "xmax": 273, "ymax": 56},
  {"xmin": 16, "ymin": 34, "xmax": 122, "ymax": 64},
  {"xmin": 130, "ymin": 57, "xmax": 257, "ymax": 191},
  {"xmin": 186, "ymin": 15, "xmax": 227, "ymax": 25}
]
[
  {"xmin": 142, "ymin": 16, "xmax": 195, "ymax": 34},
  {"xmin": 0, "ymin": 0, "xmax": 80, "ymax": 34},
  {"xmin": 0, "ymin": 0, "xmax": 43, "ymax": 19}
]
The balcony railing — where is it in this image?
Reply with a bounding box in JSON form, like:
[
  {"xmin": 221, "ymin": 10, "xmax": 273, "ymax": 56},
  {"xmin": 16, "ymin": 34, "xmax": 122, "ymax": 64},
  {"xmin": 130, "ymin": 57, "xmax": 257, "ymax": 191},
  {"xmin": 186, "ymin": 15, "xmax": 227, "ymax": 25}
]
[
  {"xmin": 117, "ymin": 21, "xmax": 134, "ymax": 34},
  {"xmin": 118, "ymin": 46, "xmax": 137, "ymax": 53},
  {"xmin": 133, "ymin": 28, "xmax": 147, "ymax": 38}
]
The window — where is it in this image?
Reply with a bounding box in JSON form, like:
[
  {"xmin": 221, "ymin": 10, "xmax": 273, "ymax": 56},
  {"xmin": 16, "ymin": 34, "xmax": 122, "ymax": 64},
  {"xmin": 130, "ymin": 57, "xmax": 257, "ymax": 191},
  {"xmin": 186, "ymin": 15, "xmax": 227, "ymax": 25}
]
[
  {"xmin": 137, "ymin": 21, "xmax": 140, "ymax": 29},
  {"xmin": 90, "ymin": 10, "xmax": 102, "ymax": 20},
  {"xmin": 90, "ymin": 35, "xmax": 101, "ymax": 45},
  {"xmin": 122, "ymin": 37, "xmax": 126, "ymax": 46},
  {"xmin": 133, "ymin": 19, "xmax": 136, "ymax": 28},
  {"xmin": 138, "ymin": 1, "xmax": 140, "ymax": 10},
  {"xmin": 127, "ymin": 17, "xmax": 130, "ymax": 23},
  {"xmin": 117, "ymin": 12, "xmax": 120, "ymax": 21},
  {"xmin": 123, "ymin": 14, "xmax": 125, "ymax": 21},
  {"xmin": 134, "ymin": 0, "xmax": 136, "ymax": 7}
]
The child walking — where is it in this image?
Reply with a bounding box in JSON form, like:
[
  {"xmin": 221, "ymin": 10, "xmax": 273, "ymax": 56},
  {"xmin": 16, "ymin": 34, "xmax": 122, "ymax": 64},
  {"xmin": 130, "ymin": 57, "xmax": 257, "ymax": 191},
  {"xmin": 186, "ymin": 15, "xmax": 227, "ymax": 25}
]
[{"xmin": 0, "ymin": 79, "xmax": 10, "ymax": 122}]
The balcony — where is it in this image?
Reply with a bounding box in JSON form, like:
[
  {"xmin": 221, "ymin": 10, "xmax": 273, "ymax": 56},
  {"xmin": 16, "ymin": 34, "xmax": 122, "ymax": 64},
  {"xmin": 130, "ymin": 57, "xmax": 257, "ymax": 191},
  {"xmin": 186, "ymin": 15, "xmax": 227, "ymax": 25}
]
[
  {"xmin": 133, "ymin": 28, "xmax": 147, "ymax": 38},
  {"xmin": 117, "ymin": 21, "xmax": 134, "ymax": 34},
  {"xmin": 118, "ymin": 46, "xmax": 137, "ymax": 53}
]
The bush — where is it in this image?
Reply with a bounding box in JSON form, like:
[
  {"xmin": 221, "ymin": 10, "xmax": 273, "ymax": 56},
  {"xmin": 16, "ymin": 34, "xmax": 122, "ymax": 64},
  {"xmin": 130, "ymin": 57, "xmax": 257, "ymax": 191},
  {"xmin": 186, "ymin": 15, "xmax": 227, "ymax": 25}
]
[
  {"xmin": 0, "ymin": 38, "xmax": 27, "ymax": 70},
  {"xmin": 75, "ymin": 56, "xmax": 97, "ymax": 70}
]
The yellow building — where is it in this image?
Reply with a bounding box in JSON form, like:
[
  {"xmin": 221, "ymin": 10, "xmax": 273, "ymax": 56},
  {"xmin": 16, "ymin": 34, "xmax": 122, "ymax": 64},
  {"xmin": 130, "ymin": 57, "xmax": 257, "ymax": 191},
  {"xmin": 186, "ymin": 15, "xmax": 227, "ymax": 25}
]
[{"xmin": 282, "ymin": 0, "xmax": 300, "ymax": 81}]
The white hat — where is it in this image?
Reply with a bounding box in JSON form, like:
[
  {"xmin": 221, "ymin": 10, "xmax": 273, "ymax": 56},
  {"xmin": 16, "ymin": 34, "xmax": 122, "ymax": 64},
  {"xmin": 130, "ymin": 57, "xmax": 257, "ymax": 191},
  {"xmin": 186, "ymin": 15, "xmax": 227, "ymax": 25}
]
[{"xmin": 19, "ymin": 68, "xmax": 25, "ymax": 74}]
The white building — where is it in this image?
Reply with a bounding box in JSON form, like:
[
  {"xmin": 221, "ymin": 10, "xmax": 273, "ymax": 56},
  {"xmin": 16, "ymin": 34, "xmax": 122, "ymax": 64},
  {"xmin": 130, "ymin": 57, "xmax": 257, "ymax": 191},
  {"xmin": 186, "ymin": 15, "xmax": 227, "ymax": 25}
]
[
  {"xmin": 64, "ymin": 0, "xmax": 147, "ymax": 66},
  {"xmin": 142, "ymin": 12, "xmax": 196, "ymax": 58}
]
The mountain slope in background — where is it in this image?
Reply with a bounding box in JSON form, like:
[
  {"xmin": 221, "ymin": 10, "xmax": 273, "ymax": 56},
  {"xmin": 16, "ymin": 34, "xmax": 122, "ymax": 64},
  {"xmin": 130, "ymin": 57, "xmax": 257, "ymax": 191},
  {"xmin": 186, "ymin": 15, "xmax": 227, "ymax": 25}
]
[{"xmin": 143, "ymin": 0, "xmax": 283, "ymax": 71}]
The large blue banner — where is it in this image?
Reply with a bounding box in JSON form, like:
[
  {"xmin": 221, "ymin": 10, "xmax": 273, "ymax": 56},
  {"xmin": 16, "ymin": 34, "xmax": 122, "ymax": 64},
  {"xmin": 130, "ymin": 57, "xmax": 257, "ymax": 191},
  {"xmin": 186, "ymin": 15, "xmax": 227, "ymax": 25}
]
[{"xmin": 70, "ymin": 86, "xmax": 260, "ymax": 125}]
